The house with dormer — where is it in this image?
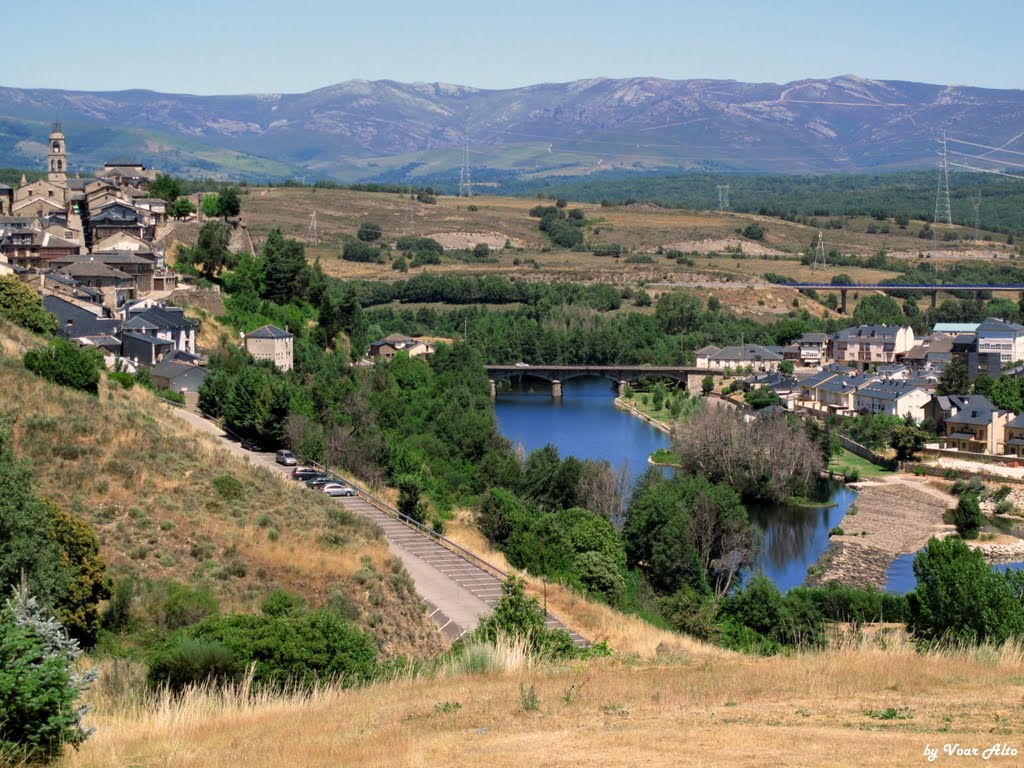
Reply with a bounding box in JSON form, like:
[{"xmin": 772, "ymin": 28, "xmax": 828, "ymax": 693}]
[
  {"xmin": 815, "ymin": 371, "xmax": 880, "ymax": 414},
  {"xmin": 853, "ymin": 380, "xmax": 931, "ymax": 422},
  {"xmin": 123, "ymin": 304, "xmax": 197, "ymax": 355},
  {"xmin": 944, "ymin": 396, "xmax": 1012, "ymax": 455}
]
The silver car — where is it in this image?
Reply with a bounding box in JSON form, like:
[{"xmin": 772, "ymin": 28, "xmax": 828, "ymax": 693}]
[{"xmin": 321, "ymin": 483, "xmax": 356, "ymax": 497}]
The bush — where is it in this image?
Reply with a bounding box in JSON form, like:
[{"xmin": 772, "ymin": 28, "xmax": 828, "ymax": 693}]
[
  {"xmin": 906, "ymin": 536, "xmax": 1024, "ymax": 644},
  {"xmin": 160, "ymin": 582, "xmax": 220, "ymax": 630},
  {"xmin": 0, "ymin": 274, "xmax": 57, "ymax": 334},
  {"xmin": 23, "ymin": 339, "xmax": 103, "ymax": 394},
  {"xmin": 357, "ymin": 222, "xmax": 382, "ymax": 242},
  {"xmin": 574, "ymin": 551, "xmax": 625, "ymax": 603},
  {"xmin": 591, "ymin": 243, "xmax": 622, "ymax": 257},
  {"xmin": 952, "ymin": 494, "xmax": 984, "ymax": 539},
  {"xmin": 108, "ymin": 370, "xmax": 135, "ymax": 389},
  {"xmin": 0, "ymin": 586, "xmax": 96, "ymax": 764},
  {"xmin": 211, "ymin": 474, "xmax": 245, "ymax": 501},
  {"xmin": 342, "ymin": 240, "xmax": 384, "ymax": 263},
  {"xmin": 472, "ymin": 576, "xmax": 583, "ymax": 659},
  {"xmin": 742, "ymin": 223, "xmax": 765, "ymax": 240},
  {"xmin": 152, "ymin": 609, "xmax": 378, "ymax": 690},
  {"xmin": 147, "ymin": 636, "xmax": 241, "ymax": 692}
]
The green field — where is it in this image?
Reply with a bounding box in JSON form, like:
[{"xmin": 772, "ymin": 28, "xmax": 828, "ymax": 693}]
[{"xmin": 828, "ymin": 448, "xmax": 894, "ymax": 479}]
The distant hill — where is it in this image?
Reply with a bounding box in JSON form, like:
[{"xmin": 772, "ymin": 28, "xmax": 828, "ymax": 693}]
[{"xmin": 1, "ymin": 76, "xmax": 1022, "ymax": 184}]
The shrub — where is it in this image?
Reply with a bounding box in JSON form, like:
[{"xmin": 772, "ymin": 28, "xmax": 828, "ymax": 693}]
[
  {"xmin": 160, "ymin": 582, "xmax": 220, "ymax": 630},
  {"xmin": 153, "ymin": 609, "xmax": 378, "ymax": 690},
  {"xmin": 574, "ymin": 551, "xmax": 625, "ymax": 603},
  {"xmin": 591, "ymin": 243, "xmax": 622, "ymax": 257},
  {"xmin": 473, "ymin": 576, "xmax": 580, "ymax": 658},
  {"xmin": 952, "ymin": 494, "xmax": 984, "ymax": 539},
  {"xmin": 108, "ymin": 370, "xmax": 135, "ymax": 389},
  {"xmin": 0, "ymin": 275, "xmax": 57, "ymax": 334},
  {"xmin": 342, "ymin": 240, "xmax": 384, "ymax": 263},
  {"xmin": 906, "ymin": 536, "xmax": 1024, "ymax": 644},
  {"xmin": 211, "ymin": 474, "xmax": 245, "ymax": 501},
  {"xmin": 0, "ymin": 586, "xmax": 96, "ymax": 764},
  {"xmin": 742, "ymin": 223, "xmax": 765, "ymax": 240},
  {"xmin": 147, "ymin": 636, "xmax": 241, "ymax": 692},
  {"xmin": 23, "ymin": 339, "xmax": 103, "ymax": 394},
  {"xmin": 356, "ymin": 222, "xmax": 382, "ymax": 242}
]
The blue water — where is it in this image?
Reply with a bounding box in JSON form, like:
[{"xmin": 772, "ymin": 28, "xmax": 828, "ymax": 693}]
[
  {"xmin": 493, "ymin": 376, "xmax": 669, "ymax": 487},
  {"xmin": 493, "ymin": 375, "xmax": 849, "ymax": 592},
  {"xmin": 885, "ymin": 552, "xmax": 1024, "ymax": 595},
  {"xmin": 747, "ymin": 485, "xmax": 858, "ymax": 592}
]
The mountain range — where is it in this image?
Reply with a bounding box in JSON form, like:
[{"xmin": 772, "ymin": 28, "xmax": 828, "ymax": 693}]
[{"xmin": 1, "ymin": 75, "xmax": 1022, "ymax": 186}]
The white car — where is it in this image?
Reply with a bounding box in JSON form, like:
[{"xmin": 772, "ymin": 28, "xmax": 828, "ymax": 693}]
[{"xmin": 321, "ymin": 483, "xmax": 356, "ymax": 497}]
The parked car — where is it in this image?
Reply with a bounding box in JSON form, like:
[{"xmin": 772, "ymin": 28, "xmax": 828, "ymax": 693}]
[
  {"xmin": 304, "ymin": 475, "xmax": 333, "ymax": 489},
  {"xmin": 291, "ymin": 467, "xmax": 320, "ymax": 481},
  {"xmin": 240, "ymin": 437, "xmax": 263, "ymax": 452},
  {"xmin": 275, "ymin": 449, "xmax": 298, "ymax": 466},
  {"xmin": 322, "ymin": 483, "xmax": 356, "ymax": 497}
]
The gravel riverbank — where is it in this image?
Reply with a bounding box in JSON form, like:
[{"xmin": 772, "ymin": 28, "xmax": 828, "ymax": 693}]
[{"xmin": 807, "ymin": 477, "xmax": 954, "ymax": 589}]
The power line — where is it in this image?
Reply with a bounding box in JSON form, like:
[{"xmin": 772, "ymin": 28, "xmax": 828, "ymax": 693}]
[
  {"xmin": 948, "ymin": 162, "xmax": 1024, "ymax": 180},
  {"xmin": 947, "ymin": 137, "xmax": 1024, "ymax": 158},
  {"xmin": 716, "ymin": 184, "xmax": 730, "ymax": 212},
  {"xmin": 972, "ymin": 193, "xmax": 981, "ymax": 242},
  {"xmin": 307, "ymin": 211, "xmax": 318, "ymax": 246},
  {"xmin": 403, "ymin": 182, "xmax": 415, "ymax": 235},
  {"xmin": 458, "ymin": 122, "xmax": 472, "ymax": 198},
  {"xmin": 934, "ymin": 132, "xmax": 952, "ymax": 226},
  {"xmin": 812, "ymin": 231, "xmax": 827, "ymax": 270}
]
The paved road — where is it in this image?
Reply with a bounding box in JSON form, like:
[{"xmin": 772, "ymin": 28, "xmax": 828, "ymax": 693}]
[{"xmin": 168, "ymin": 406, "xmax": 586, "ymax": 644}]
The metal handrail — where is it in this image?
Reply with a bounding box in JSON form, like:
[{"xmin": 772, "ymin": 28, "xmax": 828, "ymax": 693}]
[{"xmin": 299, "ymin": 457, "xmax": 511, "ymax": 583}]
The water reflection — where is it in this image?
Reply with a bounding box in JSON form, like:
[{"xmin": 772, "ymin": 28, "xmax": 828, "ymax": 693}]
[
  {"xmin": 746, "ymin": 485, "xmax": 857, "ymax": 592},
  {"xmin": 492, "ymin": 375, "xmax": 853, "ymax": 592},
  {"xmin": 886, "ymin": 551, "xmax": 1024, "ymax": 595}
]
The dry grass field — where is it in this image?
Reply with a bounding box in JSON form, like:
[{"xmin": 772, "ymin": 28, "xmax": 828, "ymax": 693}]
[
  {"xmin": 66, "ymin": 638, "xmax": 1024, "ymax": 768},
  {"xmin": 182, "ymin": 186, "xmax": 1017, "ymax": 323},
  {"xmin": 0, "ymin": 321, "xmax": 442, "ymax": 658}
]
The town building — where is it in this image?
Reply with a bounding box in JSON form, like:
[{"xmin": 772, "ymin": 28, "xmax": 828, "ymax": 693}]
[
  {"xmin": 244, "ymin": 325, "xmax": 294, "ymax": 371},
  {"xmin": 831, "ymin": 325, "xmax": 915, "ymax": 368},
  {"xmin": 853, "ymin": 380, "xmax": 932, "ymax": 422},
  {"xmin": 943, "ymin": 397, "xmax": 1013, "ymax": 455},
  {"xmin": 368, "ymin": 333, "xmax": 436, "ymax": 362}
]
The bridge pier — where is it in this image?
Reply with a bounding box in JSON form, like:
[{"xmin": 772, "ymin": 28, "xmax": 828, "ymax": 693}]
[
  {"xmin": 552, "ymin": 380, "xmax": 562, "ymax": 400},
  {"xmin": 930, "ymin": 290, "xmax": 937, "ymax": 310},
  {"xmin": 839, "ymin": 289, "xmax": 848, "ymax": 315},
  {"xmin": 489, "ymin": 379, "xmax": 496, "ymax": 399},
  {"xmin": 618, "ymin": 380, "xmax": 627, "ymax": 397}
]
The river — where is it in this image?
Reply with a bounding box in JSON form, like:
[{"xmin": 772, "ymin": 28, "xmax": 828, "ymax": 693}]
[{"xmin": 492, "ymin": 375, "xmax": 849, "ymax": 592}]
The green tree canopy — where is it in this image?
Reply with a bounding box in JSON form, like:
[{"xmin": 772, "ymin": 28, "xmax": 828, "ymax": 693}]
[
  {"xmin": 0, "ymin": 275, "xmax": 57, "ymax": 334},
  {"xmin": 936, "ymin": 357, "xmax": 969, "ymax": 397},
  {"xmin": 906, "ymin": 536, "xmax": 1024, "ymax": 644},
  {"xmin": 149, "ymin": 173, "xmax": 181, "ymax": 203},
  {"xmin": 261, "ymin": 229, "xmax": 309, "ymax": 304},
  {"xmin": 218, "ymin": 187, "xmax": 241, "ymax": 219},
  {"xmin": 23, "ymin": 339, "xmax": 103, "ymax": 394},
  {"xmin": 852, "ymin": 294, "xmax": 905, "ymax": 326},
  {"xmin": 190, "ymin": 221, "xmax": 235, "ymax": 280},
  {"xmin": 357, "ymin": 222, "xmax": 382, "ymax": 242}
]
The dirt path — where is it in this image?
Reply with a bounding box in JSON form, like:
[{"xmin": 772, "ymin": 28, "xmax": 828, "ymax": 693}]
[{"xmin": 809, "ymin": 475, "xmax": 954, "ymax": 589}]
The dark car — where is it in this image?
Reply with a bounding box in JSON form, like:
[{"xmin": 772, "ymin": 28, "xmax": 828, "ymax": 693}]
[
  {"xmin": 291, "ymin": 467, "xmax": 321, "ymax": 481},
  {"xmin": 304, "ymin": 475, "xmax": 333, "ymax": 489},
  {"xmin": 240, "ymin": 437, "xmax": 263, "ymax": 452},
  {"xmin": 275, "ymin": 449, "xmax": 298, "ymax": 466}
]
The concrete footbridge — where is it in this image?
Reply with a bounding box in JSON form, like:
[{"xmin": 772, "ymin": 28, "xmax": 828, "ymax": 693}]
[
  {"xmin": 485, "ymin": 364, "xmax": 722, "ymax": 398},
  {"xmin": 650, "ymin": 281, "xmax": 1024, "ymax": 313}
]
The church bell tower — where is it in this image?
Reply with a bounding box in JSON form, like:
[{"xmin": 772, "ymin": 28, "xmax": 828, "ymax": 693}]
[{"xmin": 48, "ymin": 122, "xmax": 67, "ymax": 187}]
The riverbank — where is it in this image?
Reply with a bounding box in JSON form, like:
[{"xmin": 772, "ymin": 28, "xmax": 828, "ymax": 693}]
[
  {"xmin": 614, "ymin": 395, "xmax": 673, "ymax": 435},
  {"xmin": 807, "ymin": 476, "xmax": 954, "ymax": 589}
]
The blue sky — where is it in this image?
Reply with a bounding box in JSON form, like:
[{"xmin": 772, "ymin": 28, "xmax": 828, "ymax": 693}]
[{"xmin": 6, "ymin": 1, "xmax": 1021, "ymax": 94}]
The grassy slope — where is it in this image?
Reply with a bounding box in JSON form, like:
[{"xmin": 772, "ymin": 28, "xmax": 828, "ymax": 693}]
[
  {"xmin": 68, "ymin": 641, "xmax": 1024, "ymax": 767},
  {"xmin": 829, "ymin": 448, "xmax": 896, "ymax": 479},
  {"xmin": 0, "ymin": 321, "xmax": 443, "ymax": 659},
  {"xmin": 224, "ymin": 187, "xmax": 1016, "ymax": 321}
]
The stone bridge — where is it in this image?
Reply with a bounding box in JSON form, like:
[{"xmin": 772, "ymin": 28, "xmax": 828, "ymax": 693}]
[{"xmin": 484, "ymin": 364, "xmax": 723, "ymax": 398}]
